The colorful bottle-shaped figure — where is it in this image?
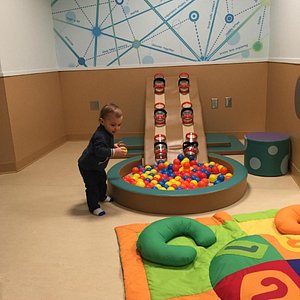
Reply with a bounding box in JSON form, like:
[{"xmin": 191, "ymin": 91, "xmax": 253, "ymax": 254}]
[
  {"xmin": 178, "ymin": 72, "xmax": 190, "ymax": 95},
  {"xmin": 154, "ymin": 102, "xmax": 167, "ymax": 127},
  {"xmin": 154, "ymin": 134, "xmax": 167, "ymax": 162},
  {"xmin": 153, "ymin": 73, "xmax": 165, "ymax": 95},
  {"xmin": 181, "ymin": 101, "xmax": 193, "ymax": 126},
  {"xmin": 183, "ymin": 132, "xmax": 198, "ymax": 158}
]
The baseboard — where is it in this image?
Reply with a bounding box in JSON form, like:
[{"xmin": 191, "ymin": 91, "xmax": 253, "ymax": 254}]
[
  {"xmin": 0, "ymin": 162, "xmax": 17, "ymax": 173},
  {"xmin": 0, "ymin": 137, "xmax": 67, "ymax": 174},
  {"xmin": 290, "ymin": 162, "xmax": 300, "ymax": 188}
]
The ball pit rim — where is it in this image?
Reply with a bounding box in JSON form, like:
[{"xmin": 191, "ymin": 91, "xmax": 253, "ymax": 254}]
[{"xmin": 108, "ymin": 153, "xmax": 247, "ymax": 197}]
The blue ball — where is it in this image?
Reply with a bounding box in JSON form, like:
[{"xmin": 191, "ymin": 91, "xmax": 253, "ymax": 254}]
[
  {"xmin": 217, "ymin": 174, "xmax": 225, "ymax": 182},
  {"xmin": 177, "ymin": 153, "xmax": 185, "ymax": 161},
  {"xmin": 188, "ymin": 155, "xmax": 195, "ymax": 161}
]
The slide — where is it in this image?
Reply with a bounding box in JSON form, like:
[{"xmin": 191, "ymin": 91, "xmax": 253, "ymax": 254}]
[{"xmin": 144, "ymin": 74, "xmax": 208, "ymax": 165}]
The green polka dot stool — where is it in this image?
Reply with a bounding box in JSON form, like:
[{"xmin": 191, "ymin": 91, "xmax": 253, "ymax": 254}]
[{"xmin": 244, "ymin": 132, "xmax": 290, "ymax": 176}]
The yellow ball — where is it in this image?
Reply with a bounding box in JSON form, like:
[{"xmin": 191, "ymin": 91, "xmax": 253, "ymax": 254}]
[
  {"xmin": 218, "ymin": 164, "xmax": 224, "ymax": 171},
  {"xmin": 136, "ymin": 181, "xmax": 145, "ymax": 188},
  {"xmin": 209, "ymin": 174, "xmax": 218, "ymax": 183},
  {"xmin": 151, "ymin": 169, "xmax": 157, "ymax": 174},
  {"xmin": 164, "ymin": 161, "xmax": 170, "ymax": 166},
  {"xmin": 225, "ymin": 173, "xmax": 233, "ymax": 177},
  {"xmin": 190, "ymin": 180, "xmax": 198, "ymax": 186},
  {"xmin": 151, "ymin": 179, "xmax": 158, "ymax": 185},
  {"xmin": 167, "ymin": 186, "xmax": 175, "ymax": 190}
]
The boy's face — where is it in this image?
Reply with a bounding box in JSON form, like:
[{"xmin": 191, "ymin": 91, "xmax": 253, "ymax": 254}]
[{"xmin": 100, "ymin": 113, "xmax": 123, "ymax": 135}]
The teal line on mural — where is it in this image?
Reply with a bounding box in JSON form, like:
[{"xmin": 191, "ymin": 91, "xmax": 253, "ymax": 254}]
[
  {"xmin": 101, "ymin": 0, "xmax": 173, "ymax": 31},
  {"xmin": 204, "ymin": 0, "xmax": 221, "ymax": 58},
  {"xmin": 207, "ymin": 5, "xmax": 262, "ymax": 60},
  {"xmin": 51, "ymin": 0, "xmax": 59, "ymax": 7},
  {"xmin": 93, "ymin": 1, "xmax": 100, "ymax": 66},
  {"xmin": 143, "ymin": 0, "xmax": 200, "ymax": 60},
  {"xmin": 207, "ymin": 23, "xmax": 227, "ymax": 57},
  {"xmin": 53, "ymin": 18, "xmax": 92, "ymax": 32},
  {"xmin": 258, "ymin": 5, "xmax": 267, "ymax": 41},
  {"xmin": 52, "ymin": 0, "xmax": 270, "ymax": 67},
  {"xmin": 213, "ymin": 47, "xmax": 251, "ymax": 61},
  {"xmin": 107, "ymin": 1, "xmax": 121, "ymax": 66},
  {"xmin": 53, "ymin": 28, "xmax": 87, "ymax": 67}
]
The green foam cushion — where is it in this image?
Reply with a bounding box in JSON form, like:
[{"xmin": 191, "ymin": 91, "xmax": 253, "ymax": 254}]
[{"xmin": 136, "ymin": 216, "xmax": 216, "ymax": 267}]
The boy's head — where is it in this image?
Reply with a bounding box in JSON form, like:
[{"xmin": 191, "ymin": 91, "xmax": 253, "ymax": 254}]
[{"xmin": 99, "ymin": 103, "xmax": 123, "ymax": 135}]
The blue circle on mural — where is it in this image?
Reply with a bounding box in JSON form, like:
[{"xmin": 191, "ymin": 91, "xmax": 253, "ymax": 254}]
[
  {"xmin": 225, "ymin": 14, "xmax": 234, "ymax": 23},
  {"xmin": 78, "ymin": 57, "xmax": 86, "ymax": 65},
  {"xmin": 241, "ymin": 50, "xmax": 250, "ymax": 58},
  {"xmin": 123, "ymin": 5, "xmax": 130, "ymax": 14},
  {"xmin": 92, "ymin": 27, "xmax": 101, "ymax": 37},
  {"xmin": 115, "ymin": 0, "xmax": 124, "ymax": 4},
  {"xmin": 65, "ymin": 11, "xmax": 76, "ymax": 23},
  {"xmin": 227, "ymin": 31, "xmax": 240, "ymax": 45},
  {"xmin": 189, "ymin": 11, "xmax": 200, "ymax": 22},
  {"xmin": 132, "ymin": 40, "xmax": 141, "ymax": 48},
  {"xmin": 142, "ymin": 56, "xmax": 154, "ymax": 64}
]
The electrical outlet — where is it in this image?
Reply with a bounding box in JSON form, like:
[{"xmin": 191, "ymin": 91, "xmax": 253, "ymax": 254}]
[
  {"xmin": 225, "ymin": 97, "xmax": 232, "ymax": 108},
  {"xmin": 211, "ymin": 98, "xmax": 218, "ymax": 109},
  {"xmin": 90, "ymin": 100, "xmax": 100, "ymax": 111}
]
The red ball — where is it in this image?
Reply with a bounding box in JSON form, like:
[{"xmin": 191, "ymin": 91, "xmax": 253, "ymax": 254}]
[
  {"xmin": 183, "ymin": 162, "xmax": 190, "ymax": 169},
  {"xmin": 132, "ymin": 167, "xmax": 139, "ymax": 173},
  {"xmin": 173, "ymin": 158, "xmax": 181, "ymax": 165},
  {"xmin": 158, "ymin": 163, "xmax": 165, "ymax": 170},
  {"xmin": 211, "ymin": 166, "xmax": 219, "ymax": 174},
  {"xmin": 220, "ymin": 167, "xmax": 228, "ymax": 175},
  {"xmin": 172, "ymin": 164, "xmax": 180, "ymax": 172}
]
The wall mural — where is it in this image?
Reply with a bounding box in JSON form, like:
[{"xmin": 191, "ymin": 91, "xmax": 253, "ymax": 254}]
[{"xmin": 51, "ymin": 0, "xmax": 270, "ymax": 68}]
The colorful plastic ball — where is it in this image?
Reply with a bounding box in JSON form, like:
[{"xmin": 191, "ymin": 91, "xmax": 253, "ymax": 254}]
[
  {"xmin": 217, "ymin": 174, "xmax": 225, "ymax": 182},
  {"xmin": 177, "ymin": 153, "xmax": 185, "ymax": 161},
  {"xmin": 173, "ymin": 158, "xmax": 181, "ymax": 165},
  {"xmin": 220, "ymin": 167, "xmax": 228, "ymax": 175},
  {"xmin": 132, "ymin": 167, "xmax": 139, "ymax": 173},
  {"xmin": 136, "ymin": 181, "xmax": 145, "ymax": 188}
]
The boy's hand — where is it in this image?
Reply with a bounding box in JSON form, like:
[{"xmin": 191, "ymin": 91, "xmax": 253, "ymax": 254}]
[{"xmin": 114, "ymin": 145, "xmax": 127, "ymax": 157}]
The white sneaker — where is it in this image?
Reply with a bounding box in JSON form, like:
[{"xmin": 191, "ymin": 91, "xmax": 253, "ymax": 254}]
[
  {"xmin": 103, "ymin": 195, "xmax": 112, "ymax": 202},
  {"xmin": 93, "ymin": 208, "xmax": 106, "ymax": 216}
]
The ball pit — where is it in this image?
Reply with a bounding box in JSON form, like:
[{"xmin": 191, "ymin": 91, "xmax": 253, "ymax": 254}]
[
  {"xmin": 108, "ymin": 153, "xmax": 248, "ymax": 215},
  {"xmin": 122, "ymin": 154, "xmax": 233, "ymax": 191}
]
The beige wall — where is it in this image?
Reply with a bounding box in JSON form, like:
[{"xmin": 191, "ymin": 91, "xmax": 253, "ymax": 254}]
[
  {"xmin": 1, "ymin": 72, "xmax": 65, "ymax": 171},
  {"xmin": 60, "ymin": 63, "xmax": 268, "ymax": 140},
  {"xmin": 266, "ymin": 63, "xmax": 300, "ymax": 185}
]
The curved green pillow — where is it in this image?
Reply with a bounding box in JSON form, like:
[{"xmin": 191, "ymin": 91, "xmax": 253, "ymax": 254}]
[{"xmin": 136, "ymin": 216, "xmax": 216, "ymax": 267}]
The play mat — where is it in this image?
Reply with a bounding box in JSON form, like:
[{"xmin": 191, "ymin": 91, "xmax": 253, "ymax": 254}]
[{"xmin": 115, "ymin": 205, "xmax": 300, "ymax": 299}]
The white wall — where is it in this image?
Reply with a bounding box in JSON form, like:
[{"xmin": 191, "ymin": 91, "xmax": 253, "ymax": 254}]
[
  {"xmin": 269, "ymin": 0, "xmax": 300, "ymax": 63},
  {"xmin": 0, "ymin": 0, "xmax": 58, "ymax": 76}
]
